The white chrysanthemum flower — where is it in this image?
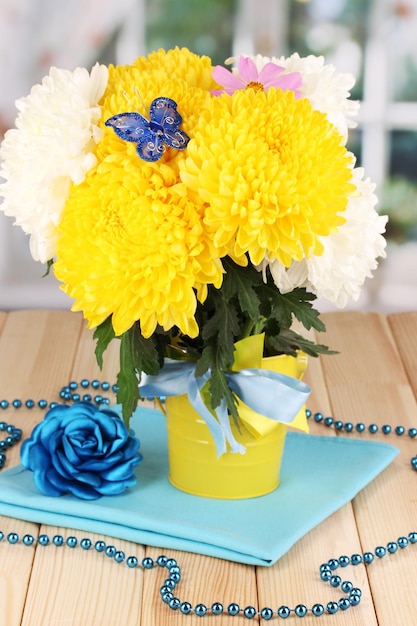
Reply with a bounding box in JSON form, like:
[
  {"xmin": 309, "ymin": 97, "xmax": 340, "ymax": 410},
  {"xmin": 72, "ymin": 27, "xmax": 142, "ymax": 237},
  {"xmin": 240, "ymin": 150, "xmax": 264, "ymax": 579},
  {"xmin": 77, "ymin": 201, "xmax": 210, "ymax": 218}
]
[
  {"xmin": 263, "ymin": 167, "xmax": 388, "ymax": 307},
  {"xmin": 0, "ymin": 63, "xmax": 108, "ymax": 263},
  {"xmin": 244, "ymin": 52, "xmax": 359, "ymax": 142}
]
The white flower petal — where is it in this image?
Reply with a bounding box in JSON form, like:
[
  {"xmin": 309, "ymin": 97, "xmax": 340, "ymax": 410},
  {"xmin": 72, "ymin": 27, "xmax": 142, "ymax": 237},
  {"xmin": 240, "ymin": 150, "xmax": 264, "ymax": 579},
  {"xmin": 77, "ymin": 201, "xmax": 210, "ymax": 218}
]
[{"xmin": 0, "ymin": 63, "xmax": 109, "ymax": 263}]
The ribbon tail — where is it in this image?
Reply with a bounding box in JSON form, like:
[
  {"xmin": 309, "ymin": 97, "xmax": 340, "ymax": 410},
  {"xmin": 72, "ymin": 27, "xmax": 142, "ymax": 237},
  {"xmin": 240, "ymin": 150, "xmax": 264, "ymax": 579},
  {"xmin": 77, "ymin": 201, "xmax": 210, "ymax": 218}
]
[{"xmin": 187, "ymin": 375, "xmax": 245, "ymax": 457}]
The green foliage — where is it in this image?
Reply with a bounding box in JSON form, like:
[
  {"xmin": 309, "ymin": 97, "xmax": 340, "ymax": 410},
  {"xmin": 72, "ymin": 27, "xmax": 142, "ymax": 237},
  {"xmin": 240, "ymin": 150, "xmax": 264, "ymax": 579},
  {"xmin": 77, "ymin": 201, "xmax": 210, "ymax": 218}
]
[{"xmin": 94, "ymin": 257, "xmax": 332, "ymax": 422}]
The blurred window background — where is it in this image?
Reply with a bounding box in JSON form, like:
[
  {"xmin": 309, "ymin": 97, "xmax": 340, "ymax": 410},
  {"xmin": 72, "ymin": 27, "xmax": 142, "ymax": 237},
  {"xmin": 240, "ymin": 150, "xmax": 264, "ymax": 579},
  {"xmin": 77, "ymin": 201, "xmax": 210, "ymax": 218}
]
[{"xmin": 1, "ymin": 0, "xmax": 417, "ymax": 311}]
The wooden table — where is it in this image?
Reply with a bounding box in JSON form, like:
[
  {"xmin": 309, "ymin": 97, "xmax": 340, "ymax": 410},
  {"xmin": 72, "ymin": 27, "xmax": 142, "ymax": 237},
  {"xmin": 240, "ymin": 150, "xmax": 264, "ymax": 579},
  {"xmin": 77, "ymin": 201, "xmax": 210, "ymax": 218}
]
[{"xmin": 0, "ymin": 309, "xmax": 416, "ymax": 625}]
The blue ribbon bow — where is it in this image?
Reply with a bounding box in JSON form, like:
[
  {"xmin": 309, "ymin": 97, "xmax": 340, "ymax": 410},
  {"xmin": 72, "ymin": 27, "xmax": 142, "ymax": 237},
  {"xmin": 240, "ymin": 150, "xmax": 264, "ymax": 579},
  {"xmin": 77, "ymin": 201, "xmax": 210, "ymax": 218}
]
[{"xmin": 139, "ymin": 360, "xmax": 310, "ymax": 456}]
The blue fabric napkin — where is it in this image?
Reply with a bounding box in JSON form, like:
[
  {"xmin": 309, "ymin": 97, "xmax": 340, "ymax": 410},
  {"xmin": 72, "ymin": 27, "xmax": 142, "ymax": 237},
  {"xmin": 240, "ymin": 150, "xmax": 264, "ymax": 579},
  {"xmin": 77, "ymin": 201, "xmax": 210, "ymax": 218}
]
[{"xmin": 0, "ymin": 406, "xmax": 398, "ymax": 566}]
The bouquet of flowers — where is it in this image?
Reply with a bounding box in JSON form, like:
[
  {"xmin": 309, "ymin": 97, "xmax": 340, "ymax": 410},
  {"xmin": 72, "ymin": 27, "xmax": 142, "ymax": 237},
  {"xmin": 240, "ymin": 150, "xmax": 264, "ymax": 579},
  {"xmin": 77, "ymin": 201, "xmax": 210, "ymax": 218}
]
[{"xmin": 0, "ymin": 47, "xmax": 387, "ymax": 427}]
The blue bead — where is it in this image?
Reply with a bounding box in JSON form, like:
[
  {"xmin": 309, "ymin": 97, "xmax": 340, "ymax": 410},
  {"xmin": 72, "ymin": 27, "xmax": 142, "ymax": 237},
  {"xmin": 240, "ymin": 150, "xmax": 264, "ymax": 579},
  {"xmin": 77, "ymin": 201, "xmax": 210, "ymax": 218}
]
[
  {"xmin": 314, "ymin": 412, "xmax": 323, "ymax": 422},
  {"xmin": 375, "ymin": 546, "xmax": 386, "ymax": 558},
  {"xmin": 338, "ymin": 597, "xmax": 350, "ymax": 610},
  {"xmin": 72, "ymin": 393, "xmax": 81, "ymax": 402},
  {"xmin": 81, "ymin": 379, "xmax": 90, "ymax": 388},
  {"xmin": 411, "ymin": 456, "xmax": 417, "ymax": 470},
  {"xmin": 12, "ymin": 429, "xmax": 23, "ymax": 441},
  {"xmin": 160, "ymin": 586, "xmax": 172, "ymax": 596},
  {"xmin": 312, "ymin": 603, "xmax": 324, "ymax": 616},
  {"xmin": 91, "ymin": 380, "xmax": 100, "ymax": 389},
  {"xmin": 127, "ymin": 556, "xmax": 138, "ymax": 568},
  {"xmin": 305, "ymin": 409, "xmax": 311, "ymax": 418},
  {"xmin": 169, "ymin": 598, "xmax": 181, "ymax": 610},
  {"xmin": 94, "ymin": 395, "xmax": 103, "ymax": 404},
  {"xmin": 344, "ymin": 422, "xmax": 353, "ymax": 432},
  {"xmin": 356, "ymin": 423, "xmax": 365, "ymax": 433},
  {"xmin": 382, "ymin": 424, "xmax": 391, "ymax": 435},
  {"xmin": 83, "ymin": 394, "xmax": 92, "ymax": 402},
  {"xmin": 105, "ymin": 545, "xmax": 116, "ymax": 557},
  {"xmin": 326, "ymin": 601, "xmax": 339, "ymax": 614},
  {"xmin": 320, "ymin": 570, "xmax": 332, "ymax": 581},
  {"xmin": 368, "ymin": 424, "xmax": 378, "ymax": 433},
  {"xmin": 80, "ymin": 538, "xmax": 92, "ymax": 550},
  {"xmin": 328, "ymin": 558, "xmax": 339, "ymax": 570},
  {"xmin": 244, "ymin": 606, "xmax": 257, "ymax": 619},
  {"xmin": 363, "ymin": 552, "xmax": 374, "ymax": 564},
  {"xmin": 94, "ymin": 540, "xmax": 106, "ymax": 552},
  {"xmin": 142, "ymin": 557, "xmax": 154, "ymax": 569},
  {"xmin": 338, "ymin": 555, "xmax": 350, "ymax": 567},
  {"xmin": 38, "ymin": 534, "xmax": 49, "ymax": 546},
  {"xmin": 101, "ymin": 381, "xmax": 110, "ymax": 391},
  {"xmin": 7, "ymin": 532, "xmax": 19, "ymax": 544},
  {"xmin": 0, "ymin": 421, "xmax": 7, "ymax": 430},
  {"xmin": 409, "ymin": 532, "xmax": 417, "ymax": 543},
  {"xmin": 211, "ymin": 603, "xmax": 223, "ymax": 615},
  {"xmin": 324, "ymin": 417, "xmax": 333, "ymax": 427},
  {"xmin": 341, "ymin": 580, "xmax": 353, "ymax": 593},
  {"xmin": 330, "ymin": 575, "xmax": 341, "ymax": 587},
  {"xmin": 38, "ymin": 399, "xmax": 48, "ymax": 409},
  {"xmin": 162, "ymin": 592, "xmax": 173, "ymax": 603},
  {"xmin": 351, "ymin": 554, "xmax": 362, "ymax": 565},
  {"xmin": 277, "ymin": 605, "xmax": 291, "ymax": 619},
  {"xmin": 169, "ymin": 565, "xmax": 180, "ymax": 574},
  {"xmin": 114, "ymin": 551, "xmax": 125, "ymax": 563},
  {"xmin": 387, "ymin": 542, "xmax": 398, "ymax": 554},
  {"xmin": 334, "ymin": 420, "xmax": 343, "ymax": 430},
  {"xmin": 398, "ymin": 536, "xmax": 409, "ymax": 548},
  {"xmin": 0, "ymin": 401, "xmax": 9, "ymax": 409},
  {"xmin": 170, "ymin": 572, "xmax": 181, "ymax": 583},
  {"xmin": 66, "ymin": 536, "xmax": 77, "ymax": 548},
  {"xmin": 165, "ymin": 558, "xmax": 177, "ymax": 568},
  {"xmin": 22, "ymin": 534, "xmax": 35, "ymax": 546},
  {"xmin": 349, "ymin": 593, "xmax": 361, "ymax": 606},
  {"xmin": 112, "ymin": 384, "xmax": 119, "ymax": 393},
  {"xmin": 319, "ymin": 563, "xmax": 331, "ymax": 572},
  {"xmin": 395, "ymin": 426, "xmax": 405, "ymax": 435},
  {"xmin": 25, "ymin": 399, "xmax": 35, "ymax": 409},
  {"xmin": 260, "ymin": 607, "xmax": 274, "ymax": 620},
  {"xmin": 0, "ymin": 531, "xmax": 4, "ymax": 541},
  {"xmin": 53, "ymin": 534, "xmax": 64, "ymax": 546},
  {"xmin": 408, "ymin": 428, "xmax": 417, "ymax": 438},
  {"xmin": 50, "ymin": 402, "xmax": 58, "ymax": 408},
  {"xmin": 157, "ymin": 555, "xmax": 168, "ymax": 566},
  {"xmin": 12, "ymin": 399, "xmax": 22, "ymax": 408},
  {"xmin": 163, "ymin": 579, "xmax": 176, "ymax": 589},
  {"xmin": 350, "ymin": 587, "xmax": 362, "ymax": 597},
  {"xmin": 0, "ymin": 453, "xmax": 5, "ymax": 467},
  {"xmin": 195, "ymin": 603, "xmax": 207, "ymax": 616},
  {"xmin": 294, "ymin": 604, "xmax": 307, "ymax": 617},
  {"xmin": 227, "ymin": 603, "xmax": 240, "ymax": 616},
  {"xmin": 180, "ymin": 602, "xmax": 192, "ymax": 614}
]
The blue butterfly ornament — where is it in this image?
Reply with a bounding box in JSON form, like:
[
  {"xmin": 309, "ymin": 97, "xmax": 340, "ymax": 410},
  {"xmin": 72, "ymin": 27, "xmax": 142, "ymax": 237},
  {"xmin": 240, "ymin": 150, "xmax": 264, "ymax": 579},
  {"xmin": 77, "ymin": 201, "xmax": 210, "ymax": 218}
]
[{"xmin": 105, "ymin": 96, "xmax": 190, "ymax": 162}]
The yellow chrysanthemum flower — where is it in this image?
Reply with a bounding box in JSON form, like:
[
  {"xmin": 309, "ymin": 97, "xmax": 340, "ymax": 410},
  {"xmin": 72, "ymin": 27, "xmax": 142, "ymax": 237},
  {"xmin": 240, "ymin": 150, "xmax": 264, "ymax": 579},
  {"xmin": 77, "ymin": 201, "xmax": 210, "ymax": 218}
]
[
  {"xmin": 180, "ymin": 88, "xmax": 355, "ymax": 267},
  {"xmin": 54, "ymin": 49, "xmax": 223, "ymax": 337}
]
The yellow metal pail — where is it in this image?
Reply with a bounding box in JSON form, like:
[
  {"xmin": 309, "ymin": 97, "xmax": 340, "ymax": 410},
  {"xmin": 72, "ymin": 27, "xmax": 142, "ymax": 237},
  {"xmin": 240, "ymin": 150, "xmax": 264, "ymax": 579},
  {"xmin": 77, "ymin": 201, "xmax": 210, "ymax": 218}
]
[{"xmin": 165, "ymin": 352, "xmax": 308, "ymax": 499}]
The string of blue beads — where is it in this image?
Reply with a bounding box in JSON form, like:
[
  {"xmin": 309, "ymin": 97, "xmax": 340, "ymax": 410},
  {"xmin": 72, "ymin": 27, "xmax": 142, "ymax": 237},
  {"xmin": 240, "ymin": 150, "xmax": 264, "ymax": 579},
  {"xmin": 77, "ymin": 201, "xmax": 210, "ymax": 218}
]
[
  {"xmin": 1, "ymin": 528, "xmax": 416, "ymax": 619},
  {"xmin": 1, "ymin": 381, "xmax": 417, "ymax": 619},
  {"xmin": 305, "ymin": 409, "xmax": 417, "ymax": 471}
]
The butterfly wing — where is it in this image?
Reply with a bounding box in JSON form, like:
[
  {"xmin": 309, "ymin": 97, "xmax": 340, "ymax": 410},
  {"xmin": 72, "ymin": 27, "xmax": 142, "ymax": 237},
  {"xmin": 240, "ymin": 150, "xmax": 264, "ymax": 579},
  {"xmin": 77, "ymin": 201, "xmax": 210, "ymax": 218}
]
[
  {"xmin": 150, "ymin": 97, "xmax": 190, "ymax": 151},
  {"xmin": 105, "ymin": 112, "xmax": 149, "ymax": 143},
  {"xmin": 136, "ymin": 130, "xmax": 166, "ymax": 162}
]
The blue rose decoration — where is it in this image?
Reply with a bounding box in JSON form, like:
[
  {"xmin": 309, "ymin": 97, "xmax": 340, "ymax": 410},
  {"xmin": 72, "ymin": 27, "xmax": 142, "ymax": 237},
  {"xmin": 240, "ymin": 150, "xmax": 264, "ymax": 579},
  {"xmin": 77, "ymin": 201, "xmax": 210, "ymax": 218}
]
[{"xmin": 20, "ymin": 402, "xmax": 142, "ymax": 500}]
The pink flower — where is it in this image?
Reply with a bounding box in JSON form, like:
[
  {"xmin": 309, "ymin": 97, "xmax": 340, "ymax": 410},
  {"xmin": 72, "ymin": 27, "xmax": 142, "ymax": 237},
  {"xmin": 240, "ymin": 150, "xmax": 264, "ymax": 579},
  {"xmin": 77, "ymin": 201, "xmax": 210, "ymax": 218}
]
[{"xmin": 212, "ymin": 55, "xmax": 302, "ymax": 97}]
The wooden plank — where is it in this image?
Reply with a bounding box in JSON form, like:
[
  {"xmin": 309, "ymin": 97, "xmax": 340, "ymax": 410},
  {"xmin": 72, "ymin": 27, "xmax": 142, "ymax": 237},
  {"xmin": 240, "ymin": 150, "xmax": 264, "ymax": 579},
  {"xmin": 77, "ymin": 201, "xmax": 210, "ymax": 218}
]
[
  {"xmin": 319, "ymin": 311, "xmax": 417, "ymax": 626},
  {"xmin": 387, "ymin": 311, "xmax": 417, "ymax": 399},
  {"xmin": 0, "ymin": 310, "xmax": 84, "ymax": 626},
  {"xmin": 21, "ymin": 527, "xmax": 145, "ymax": 626},
  {"xmin": 20, "ymin": 315, "xmax": 146, "ymax": 625}
]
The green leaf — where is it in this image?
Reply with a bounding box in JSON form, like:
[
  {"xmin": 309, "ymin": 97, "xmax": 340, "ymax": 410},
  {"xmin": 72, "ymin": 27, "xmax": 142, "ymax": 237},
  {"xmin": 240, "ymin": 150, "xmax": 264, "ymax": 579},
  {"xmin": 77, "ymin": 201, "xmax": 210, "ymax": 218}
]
[
  {"xmin": 268, "ymin": 328, "xmax": 337, "ymax": 358},
  {"xmin": 93, "ymin": 316, "xmax": 116, "ymax": 369},
  {"xmin": 262, "ymin": 286, "xmax": 326, "ymax": 333},
  {"xmin": 117, "ymin": 330, "xmax": 141, "ymax": 425},
  {"xmin": 222, "ymin": 258, "xmax": 261, "ymax": 320},
  {"xmin": 42, "ymin": 259, "xmax": 54, "ymax": 277}
]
